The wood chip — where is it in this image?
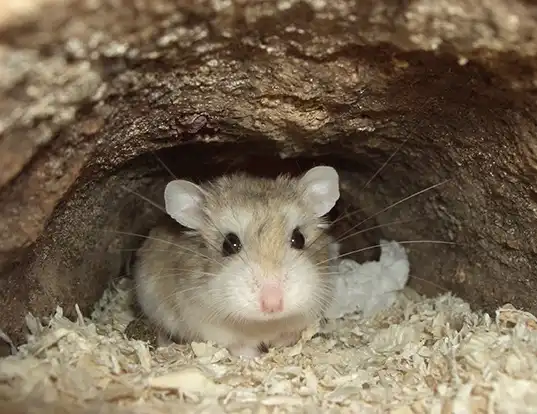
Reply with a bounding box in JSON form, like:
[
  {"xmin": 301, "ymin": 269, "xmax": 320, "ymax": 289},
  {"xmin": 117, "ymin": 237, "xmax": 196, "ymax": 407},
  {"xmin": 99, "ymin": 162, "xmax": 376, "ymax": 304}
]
[{"xmin": 1, "ymin": 277, "xmax": 537, "ymax": 413}]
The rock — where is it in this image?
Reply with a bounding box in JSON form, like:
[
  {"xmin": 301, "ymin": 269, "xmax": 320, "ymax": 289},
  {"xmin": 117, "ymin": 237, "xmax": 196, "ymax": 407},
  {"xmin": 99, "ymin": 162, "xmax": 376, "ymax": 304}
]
[
  {"xmin": 124, "ymin": 318, "xmax": 159, "ymax": 348},
  {"xmin": 1, "ymin": 0, "xmax": 537, "ymax": 346}
]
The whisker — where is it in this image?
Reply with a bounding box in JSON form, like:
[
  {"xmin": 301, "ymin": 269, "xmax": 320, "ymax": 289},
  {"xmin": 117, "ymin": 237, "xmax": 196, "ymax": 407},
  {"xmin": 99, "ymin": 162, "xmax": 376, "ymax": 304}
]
[
  {"xmin": 315, "ymin": 265, "xmax": 336, "ymax": 270},
  {"xmin": 335, "ymin": 180, "xmax": 451, "ymax": 243},
  {"xmin": 294, "ymin": 181, "xmax": 445, "ymax": 272},
  {"xmin": 103, "ymin": 230, "xmax": 222, "ymax": 266},
  {"xmin": 363, "ymin": 136, "xmax": 411, "ymax": 190},
  {"xmin": 327, "ymin": 136, "xmax": 411, "ymax": 230},
  {"xmin": 120, "ymin": 158, "xmax": 225, "ymax": 256},
  {"xmin": 332, "ymin": 217, "xmax": 427, "ymax": 246},
  {"xmin": 315, "ymin": 239, "xmax": 458, "ymax": 267},
  {"xmin": 404, "ymin": 275, "xmax": 450, "ymax": 294},
  {"xmin": 132, "ymin": 271, "xmax": 224, "ymax": 285},
  {"xmin": 120, "ymin": 185, "xmax": 166, "ymax": 214},
  {"xmin": 303, "ymin": 217, "xmax": 428, "ymax": 263},
  {"xmin": 201, "ymin": 295, "xmax": 241, "ymax": 325},
  {"xmin": 152, "ymin": 152, "xmax": 177, "ymax": 179},
  {"xmin": 223, "ymin": 302, "xmax": 252, "ymax": 325},
  {"xmin": 115, "ymin": 232, "xmax": 223, "ymax": 259}
]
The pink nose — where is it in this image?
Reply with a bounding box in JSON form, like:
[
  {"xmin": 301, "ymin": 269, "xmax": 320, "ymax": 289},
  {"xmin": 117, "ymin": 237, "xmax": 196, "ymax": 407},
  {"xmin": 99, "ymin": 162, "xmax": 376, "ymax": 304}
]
[{"xmin": 260, "ymin": 284, "xmax": 284, "ymax": 313}]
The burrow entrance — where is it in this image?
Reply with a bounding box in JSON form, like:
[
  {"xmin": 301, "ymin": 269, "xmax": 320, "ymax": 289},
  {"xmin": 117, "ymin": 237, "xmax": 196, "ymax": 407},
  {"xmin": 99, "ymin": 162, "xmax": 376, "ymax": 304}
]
[
  {"xmin": 116, "ymin": 141, "xmax": 460, "ymax": 298},
  {"xmin": 5, "ymin": 107, "xmax": 537, "ymax": 352},
  {"xmin": 3, "ymin": 135, "xmax": 469, "ymax": 350}
]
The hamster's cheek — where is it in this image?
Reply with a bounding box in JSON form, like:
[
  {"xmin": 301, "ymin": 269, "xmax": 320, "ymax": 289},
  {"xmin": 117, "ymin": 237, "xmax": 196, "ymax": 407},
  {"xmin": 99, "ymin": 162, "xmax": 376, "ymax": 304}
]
[
  {"xmin": 209, "ymin": 257, "xmax": 259, "ymax": 316},
  {"xmin": 284, "ymin": 257, "xmax": 318, "ymax": 308}
]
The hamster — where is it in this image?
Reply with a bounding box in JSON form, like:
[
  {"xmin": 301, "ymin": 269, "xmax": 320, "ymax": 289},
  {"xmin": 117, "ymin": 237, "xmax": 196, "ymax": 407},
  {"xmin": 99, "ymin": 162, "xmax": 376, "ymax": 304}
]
[{"xmin": 133, "ymin": 166, "xmax": 341, "ymax": 358}]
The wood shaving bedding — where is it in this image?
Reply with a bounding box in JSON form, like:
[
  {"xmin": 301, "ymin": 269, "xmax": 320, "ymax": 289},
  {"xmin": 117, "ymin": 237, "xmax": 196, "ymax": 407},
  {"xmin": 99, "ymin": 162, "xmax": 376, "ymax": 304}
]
[{"xmin": 1, "ymin": 278, "xmax": 537, "ymax": 414}]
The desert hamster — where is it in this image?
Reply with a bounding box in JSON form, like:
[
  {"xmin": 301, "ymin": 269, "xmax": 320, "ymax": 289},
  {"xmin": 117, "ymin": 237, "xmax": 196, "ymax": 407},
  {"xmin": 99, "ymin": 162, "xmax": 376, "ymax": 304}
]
[{"xmin": 133, "ymin": 166, "xmax": 340, "ymax": 358}]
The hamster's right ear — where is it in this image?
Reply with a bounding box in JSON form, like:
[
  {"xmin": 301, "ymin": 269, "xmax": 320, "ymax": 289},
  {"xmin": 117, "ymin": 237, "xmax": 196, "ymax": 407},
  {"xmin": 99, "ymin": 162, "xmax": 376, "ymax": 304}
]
[
  {"xmin": 164, "ymin": 180, "xmax": 205, "ymax": 229},
  {"xmin": 299, "ymin": 166, "xmax": 340, "ymax": 217}
]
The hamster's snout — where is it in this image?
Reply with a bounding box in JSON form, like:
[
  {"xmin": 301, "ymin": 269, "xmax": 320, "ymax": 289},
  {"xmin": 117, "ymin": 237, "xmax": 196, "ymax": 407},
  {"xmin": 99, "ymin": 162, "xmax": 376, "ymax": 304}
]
[{"xmin": 259, "ymin": 283, "xmax": 284, "ymax": 314}]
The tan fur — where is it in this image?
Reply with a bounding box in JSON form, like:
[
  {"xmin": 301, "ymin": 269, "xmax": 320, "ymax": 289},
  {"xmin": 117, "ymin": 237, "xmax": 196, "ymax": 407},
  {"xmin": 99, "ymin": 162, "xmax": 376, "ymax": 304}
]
[{"xmin": 133, "ymin": 171, "xmax": 337, "ymax": 357}]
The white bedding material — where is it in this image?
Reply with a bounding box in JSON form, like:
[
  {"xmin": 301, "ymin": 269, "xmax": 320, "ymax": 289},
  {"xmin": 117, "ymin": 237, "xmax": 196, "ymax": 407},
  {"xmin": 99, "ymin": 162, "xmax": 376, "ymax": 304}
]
[
  {"xmin": 325, "ymin": 239, "xmax": 410, "ymax": 319},
  {"xmin": 1, "ymin": 241, "xmax": 537, "ymax": 413}
]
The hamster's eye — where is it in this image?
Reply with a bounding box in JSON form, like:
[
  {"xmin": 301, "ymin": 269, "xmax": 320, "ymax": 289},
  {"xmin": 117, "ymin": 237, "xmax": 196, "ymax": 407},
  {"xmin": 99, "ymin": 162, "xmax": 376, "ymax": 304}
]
[
  {"xmin": 290, "ymin": 228, "xmax": 305, "ymax": 250},
  {"xmin": 222, "ymin": 232, "xmax": 242, "ymax": 256}
]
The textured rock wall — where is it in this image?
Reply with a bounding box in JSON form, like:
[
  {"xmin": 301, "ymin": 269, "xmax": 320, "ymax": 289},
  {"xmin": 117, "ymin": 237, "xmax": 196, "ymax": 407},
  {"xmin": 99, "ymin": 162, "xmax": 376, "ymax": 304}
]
[{"xmin": 1, "ymin": 0, "xmax": 537, "ymax": 345}]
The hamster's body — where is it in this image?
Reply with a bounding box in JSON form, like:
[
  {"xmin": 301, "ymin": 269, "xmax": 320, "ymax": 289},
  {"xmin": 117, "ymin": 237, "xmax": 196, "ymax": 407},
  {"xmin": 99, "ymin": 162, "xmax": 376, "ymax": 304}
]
[{"xmin": 133, "ymin": 167, "xmax": 340, "ymax": 357}]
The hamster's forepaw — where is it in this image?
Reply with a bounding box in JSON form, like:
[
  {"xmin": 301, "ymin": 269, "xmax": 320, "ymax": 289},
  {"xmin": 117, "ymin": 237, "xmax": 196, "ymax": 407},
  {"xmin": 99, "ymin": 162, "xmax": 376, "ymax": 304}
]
[{"xmin": 228, "ymin": 344, "xmax": 261, "ymax": 359}]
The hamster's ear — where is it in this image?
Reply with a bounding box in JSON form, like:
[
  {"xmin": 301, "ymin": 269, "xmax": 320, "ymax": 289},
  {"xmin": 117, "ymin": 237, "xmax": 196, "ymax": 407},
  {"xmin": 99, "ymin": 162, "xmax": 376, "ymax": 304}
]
[
  {"xmin": 298, "ymin": 166, "xmax": 340, "ymax": 217},
  {"xmin": 164, "ymin": 180, "xmax": 205, "ymax": 229}
]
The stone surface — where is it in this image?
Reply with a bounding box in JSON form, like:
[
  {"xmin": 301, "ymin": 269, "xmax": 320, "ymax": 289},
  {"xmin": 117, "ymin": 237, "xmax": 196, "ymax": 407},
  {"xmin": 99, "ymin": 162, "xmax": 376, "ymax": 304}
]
[{"xmin": 1, "ymin": 0, "xmax": 537, "ymax": 345}]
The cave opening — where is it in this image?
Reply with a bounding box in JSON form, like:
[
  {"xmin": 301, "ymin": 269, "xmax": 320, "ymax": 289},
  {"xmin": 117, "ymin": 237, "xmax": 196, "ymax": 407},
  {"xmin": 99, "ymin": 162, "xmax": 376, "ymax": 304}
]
[
  {"xmin": 106, "ymin": 137, "xmax": 458, "ymax": 320},
  {"xmin": 2, "ymin": 132, "xmax": 464, "ymax": 350}
]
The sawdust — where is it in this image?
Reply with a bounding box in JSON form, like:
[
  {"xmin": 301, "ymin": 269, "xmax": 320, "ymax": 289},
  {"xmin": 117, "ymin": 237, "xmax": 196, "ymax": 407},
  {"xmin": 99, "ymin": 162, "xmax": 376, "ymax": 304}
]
[{"xmin": 1, "ymin": 278, "xmax": 537, "ymax": 413}]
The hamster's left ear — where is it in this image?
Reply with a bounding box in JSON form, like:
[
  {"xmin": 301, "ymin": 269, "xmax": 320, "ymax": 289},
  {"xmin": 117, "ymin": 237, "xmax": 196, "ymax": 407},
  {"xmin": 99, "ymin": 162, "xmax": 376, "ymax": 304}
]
[
  {"xmin": 164, "ymin": 179, "xmax": 206, "ymax": 229},
  {"xmin": 299, "ymin": 166, "xmax": 340, "ymax": 217}
]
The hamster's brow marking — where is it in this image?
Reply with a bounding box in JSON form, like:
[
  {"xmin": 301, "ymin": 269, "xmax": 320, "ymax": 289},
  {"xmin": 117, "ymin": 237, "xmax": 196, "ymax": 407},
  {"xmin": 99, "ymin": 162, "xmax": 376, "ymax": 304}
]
[{"xmin": 256, "ymin": 219, "xmax": 270, "ymax": 237}]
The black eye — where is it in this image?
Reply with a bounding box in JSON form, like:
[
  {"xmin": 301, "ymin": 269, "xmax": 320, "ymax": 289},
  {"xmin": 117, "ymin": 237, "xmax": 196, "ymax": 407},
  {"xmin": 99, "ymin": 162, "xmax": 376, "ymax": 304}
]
[
  {"xmin": 290, "ymin": 228, "xmax": 305, "ymax": 250},
  {"xmin": 222, "ymin": 232, "xmax": 242, "ymax": 256}
]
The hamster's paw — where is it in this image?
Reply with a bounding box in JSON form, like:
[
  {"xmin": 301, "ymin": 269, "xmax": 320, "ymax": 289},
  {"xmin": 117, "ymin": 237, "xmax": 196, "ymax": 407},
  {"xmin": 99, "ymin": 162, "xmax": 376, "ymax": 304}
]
[{"xmin": 228, "ymin": 344, "xmax": 261, "ymax": 359}]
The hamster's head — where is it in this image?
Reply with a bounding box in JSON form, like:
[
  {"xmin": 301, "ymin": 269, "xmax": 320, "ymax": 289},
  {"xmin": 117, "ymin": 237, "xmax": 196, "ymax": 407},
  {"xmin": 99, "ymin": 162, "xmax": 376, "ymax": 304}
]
[{"xmin": 163, "ymin": 166, "xmax": 340, "ymax": 323}]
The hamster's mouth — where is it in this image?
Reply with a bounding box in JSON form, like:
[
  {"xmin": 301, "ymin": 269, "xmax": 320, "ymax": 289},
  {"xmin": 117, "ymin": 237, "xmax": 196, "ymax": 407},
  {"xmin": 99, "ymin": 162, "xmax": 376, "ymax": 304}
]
[
  {"xmin": 248, "ymin": 304, "xmax": 325, "ymax": 324},
  {"xmin": 233, "ymin": 312, "xmax": 309, "ymax": 330},
  {"xmin": 239, "ymin": 312, "xmax": 292, "ymax": 323}
]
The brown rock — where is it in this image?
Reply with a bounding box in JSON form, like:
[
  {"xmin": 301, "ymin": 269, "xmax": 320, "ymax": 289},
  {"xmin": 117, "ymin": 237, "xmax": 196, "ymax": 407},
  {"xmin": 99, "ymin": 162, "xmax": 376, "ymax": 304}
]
[{"xmin": 1, "ymin": 0, "xmax": 537, "ymax": 347}]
